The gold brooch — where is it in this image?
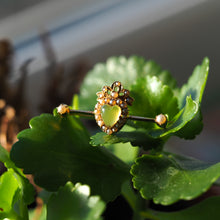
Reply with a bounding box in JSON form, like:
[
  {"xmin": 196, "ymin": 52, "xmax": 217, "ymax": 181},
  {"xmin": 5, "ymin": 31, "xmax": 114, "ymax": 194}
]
[{"xmin": 94, "ymin": 81, "xmax": 134, "ymax": 135}]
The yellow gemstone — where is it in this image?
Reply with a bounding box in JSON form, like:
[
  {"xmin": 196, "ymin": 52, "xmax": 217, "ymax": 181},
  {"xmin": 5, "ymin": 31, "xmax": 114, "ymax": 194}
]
[{"xmin": 101, "ymin": 104, "xmax": 121, "ymax": 127}]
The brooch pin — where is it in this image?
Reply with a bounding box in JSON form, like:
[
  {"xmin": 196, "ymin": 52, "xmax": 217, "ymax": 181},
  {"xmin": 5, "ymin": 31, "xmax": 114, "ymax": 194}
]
[
  {"xmin": 94, "ymin": 81, "xmax": 133, "ymax": 135},
  {"xmin": 57, "ymin": 81, "xmax": 167, "ymax": 135}
]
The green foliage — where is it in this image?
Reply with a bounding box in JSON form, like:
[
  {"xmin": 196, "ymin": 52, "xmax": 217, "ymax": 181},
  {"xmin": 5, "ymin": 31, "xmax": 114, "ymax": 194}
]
[
  {"xmin": 131, "ymin": 153, "xmax": 220, "ymax": 205},
  {"xmin": 176, "ymin": 58, "xmax": 209, "ymax": 139},
  {"xmin": 103, "ymin": 142, "xmax": 139, "ymax": 166},
  {"xmin": 47, "ymin": 182, "xmax": 105, "ymax": 220},
  {"xmin": 10, "ymin": 114, "xmax": 130, "ymax": 202},
  {"xmin": 91, "ymin": 96, "xmax": 198, "ymax": 150},
  {"xmin": 8, "ymin": 56, "xmax": 218, "ymax": 220},
  {"xmin": 82, "ymin": 56, "xmax": 209, "ymax": 149},
  {"xmin": 150, "ymin": 196, "xmax": 220, "ymax": 220},
  {"xmin": 79, "ymin": 56, "xmax": 147, "ymax": 111},
  {"xmin": 90, "ymin": 127, "xmax": 165, "ymax": 151},
  {"xmin": 129, "ymin": 75, "xmax": 179, "ymax": 129},
  {"xmin": 178, "ymin": 57, "xmax": 209, "ymax": 108},
  {"xmin": 0, "ymin": 170, "xmax": 20, "ymax": 214},
  {"xmin": 0, "ymin": 145, "xmax": 34, "ymax": 220}
]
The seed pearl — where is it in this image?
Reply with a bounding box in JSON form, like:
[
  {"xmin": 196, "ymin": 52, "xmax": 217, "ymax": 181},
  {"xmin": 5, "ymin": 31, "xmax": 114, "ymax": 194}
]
[
  {"xmin": 98, "ymin": 120, "xmax": 104, "ymax": 127},
  {"xmin": 95, "ymin": 114, "xmax": 100, "ymax": 120},
  {"xmin": 96, "ymin": 105, "xmax": 101, "ymax": 111},
  {"xmin": 155, "ymin": 114, "xmax": 167, "ymax": 127},
  {"xmin": 99, "ymin": 99, "xmax": 105, "ymax": 105},
  {"xmin": 116, "ymin": 99, "xmax": 122, "ymax": 105},
  {"xmin": 120, "ymin": 102, "xmax": 127, "ymax": 109},
  {"xmin": 109, "ymin": 99, "xmax": 116, "ymax": 105},
  {"xmin": 124, "ymin": 89, "xmax": 130, "ymax": 97},
  {"xmin": 111, "ymin": 91, "xmax": 118, "ymax": 98},
  {"xmin": 96, "ymin": 91, "xmax": 103, "ymax": 98},
  {"xmin": 101, "ymin": 125, "xmax": 107, "ymax": 131},
  {"xmin": 99, "ymin": 93, "xmax": 104, "ymax": 98},
  {"xmin": 114, "ymin": 81, "xmax": 121, "ymax": 87},
  {"xmin": 106, "ymin": 129, "xmax": 113, "ymax": 135},
  {"xmin": 112, "ymin": 127, "xmax": 118, "ymax": 133},
  {"xmin": 94, "ymin": 109, "xmax": 100, "ymax": 114},
  {"xmin": 104, "ymin": 98, "xmax": 110, "ymax": 104},
  {"xmin": 95, "ymin": 104, "xmax": 99, "ymax": 109},
  {"xmin": 102, "ymin": 86, "xmax": 108, "ymax": 92}
]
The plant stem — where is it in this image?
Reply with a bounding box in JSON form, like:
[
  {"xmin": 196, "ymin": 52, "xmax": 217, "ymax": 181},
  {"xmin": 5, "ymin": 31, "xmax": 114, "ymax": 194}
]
[
  {"xmin": 121, "ymin": 180, "xmax": 158, "ymax": 220},
  {"xmin": 20, "ymin": 198, "xmax": 29, "ymax": 220}
]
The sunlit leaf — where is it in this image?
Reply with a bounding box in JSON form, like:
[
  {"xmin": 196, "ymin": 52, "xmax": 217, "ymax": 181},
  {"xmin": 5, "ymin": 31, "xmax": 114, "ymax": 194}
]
[
  {"xmin": 176, "ymin": 57, "xmax": 209, "ymax": 139},
  {"xmin": 129, "ymin": 75, "xmax": 179, "ymax": 130},
  {"xmin": 79, "ymin": 56, "xmax": 176, "ymax": 111},
  {"xmin": 131, "ymin": 152, "xmax": 220, "ymax": 205},
  {"xmin": 47, "ymin": 182, "xmax": 105, "ymax": 220},
  {"xmin": 0, "ymin": 169, "xmax": 19, "ymax": 213},
  {"xmin": 0, "ymin": 145, "xmax": 34, "ymax": 219}
]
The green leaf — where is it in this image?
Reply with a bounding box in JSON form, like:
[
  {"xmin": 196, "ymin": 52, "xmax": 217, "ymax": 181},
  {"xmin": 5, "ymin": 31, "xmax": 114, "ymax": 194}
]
[
  {"xmin": 176, "ymin": 109, "xmax": 203, "ymax": 139},
  {"xmin": 102, "ymin": 142, "xmax": 139, "ymax": 166},
  {"xmin": 13, "ymin": 171, "xmax": 35, "ymax": 206},
  {"xmin": 79, "ymin": 56, "xmax": 147, "ymax": 111},
  {"xmin": 90, "ymin": 126, "xmax": 140, "ymax": 165},
  {"xmin": 79, "ymin": 56, "xmax": 209, "ymax": 142},
  {"xmin": 131, "ymin": 153, "xmax": 220, "ymax": 205},
  {"xmin": 79, "ymin": 56, "xmax": 177, "ymax": 111},
  {"xmin": 150, "ymin": 196, "xmax": 220, "ymax": 220},
  {"xmin": 178, "ymin": 57, "xmax": 209, "ymax": 108},
  {"xmin": 0, "ymin": 169, "xmax": 19, "ymax": 213},
  {"xmin": 129, "ymin": 75, "xmax": 179, "ymax": 130},
  {"xmin": 144, "ymin": 60, "xmax": 177, "ymax": 89},
  {"xmin": 0, "ymin": 168, "xmax": 34, "ymax": 220},
  {"xmin": 47, "ymin": 182, "xmax": 105, "ymax": 220},
  {"xmin": 90, "ymin": 129, "xmax": 164, "ymax": 151},
  {"xmin": 176, "ymin": 57, "xmax": 209, "ymax": 139},
  {"xmin": 149, "ymin": 96, "xmax": 198, "ymax": 138},
  {"xmin": 0, "ymin": 144, "xmax": 10, "ymax": 163},
  {"xmin": 0, "ymin": 145, "xmax": 35, "ymax": 206},
  {"xmin": 80, "ymin": 55, "xmax": 206, "ymax": 147},
  {"xmin": 0, "ymin": 144, "xmax": 18, "ymax": 171},
  {"xmin": 11, "ymin": 114, "xmax": 130, "ymax": 202}
]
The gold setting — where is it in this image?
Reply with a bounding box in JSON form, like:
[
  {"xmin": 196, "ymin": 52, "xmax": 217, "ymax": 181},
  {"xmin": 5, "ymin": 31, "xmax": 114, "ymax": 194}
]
[{"xmin": 94, "ymin": 81, "xmax": 133, "ymax": 135}]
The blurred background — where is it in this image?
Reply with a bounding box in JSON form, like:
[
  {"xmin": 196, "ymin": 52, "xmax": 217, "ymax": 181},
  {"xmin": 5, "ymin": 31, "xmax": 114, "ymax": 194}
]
[{"xmin": 0, "ymin": 0, "xmax": 220, "ymax": 217}]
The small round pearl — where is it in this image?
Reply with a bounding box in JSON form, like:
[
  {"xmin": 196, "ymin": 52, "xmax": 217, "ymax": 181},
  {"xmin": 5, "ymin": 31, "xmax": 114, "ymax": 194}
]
[{"xmin": 155, "ymin": 114, "xmax": 167, "ymax": 127}]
